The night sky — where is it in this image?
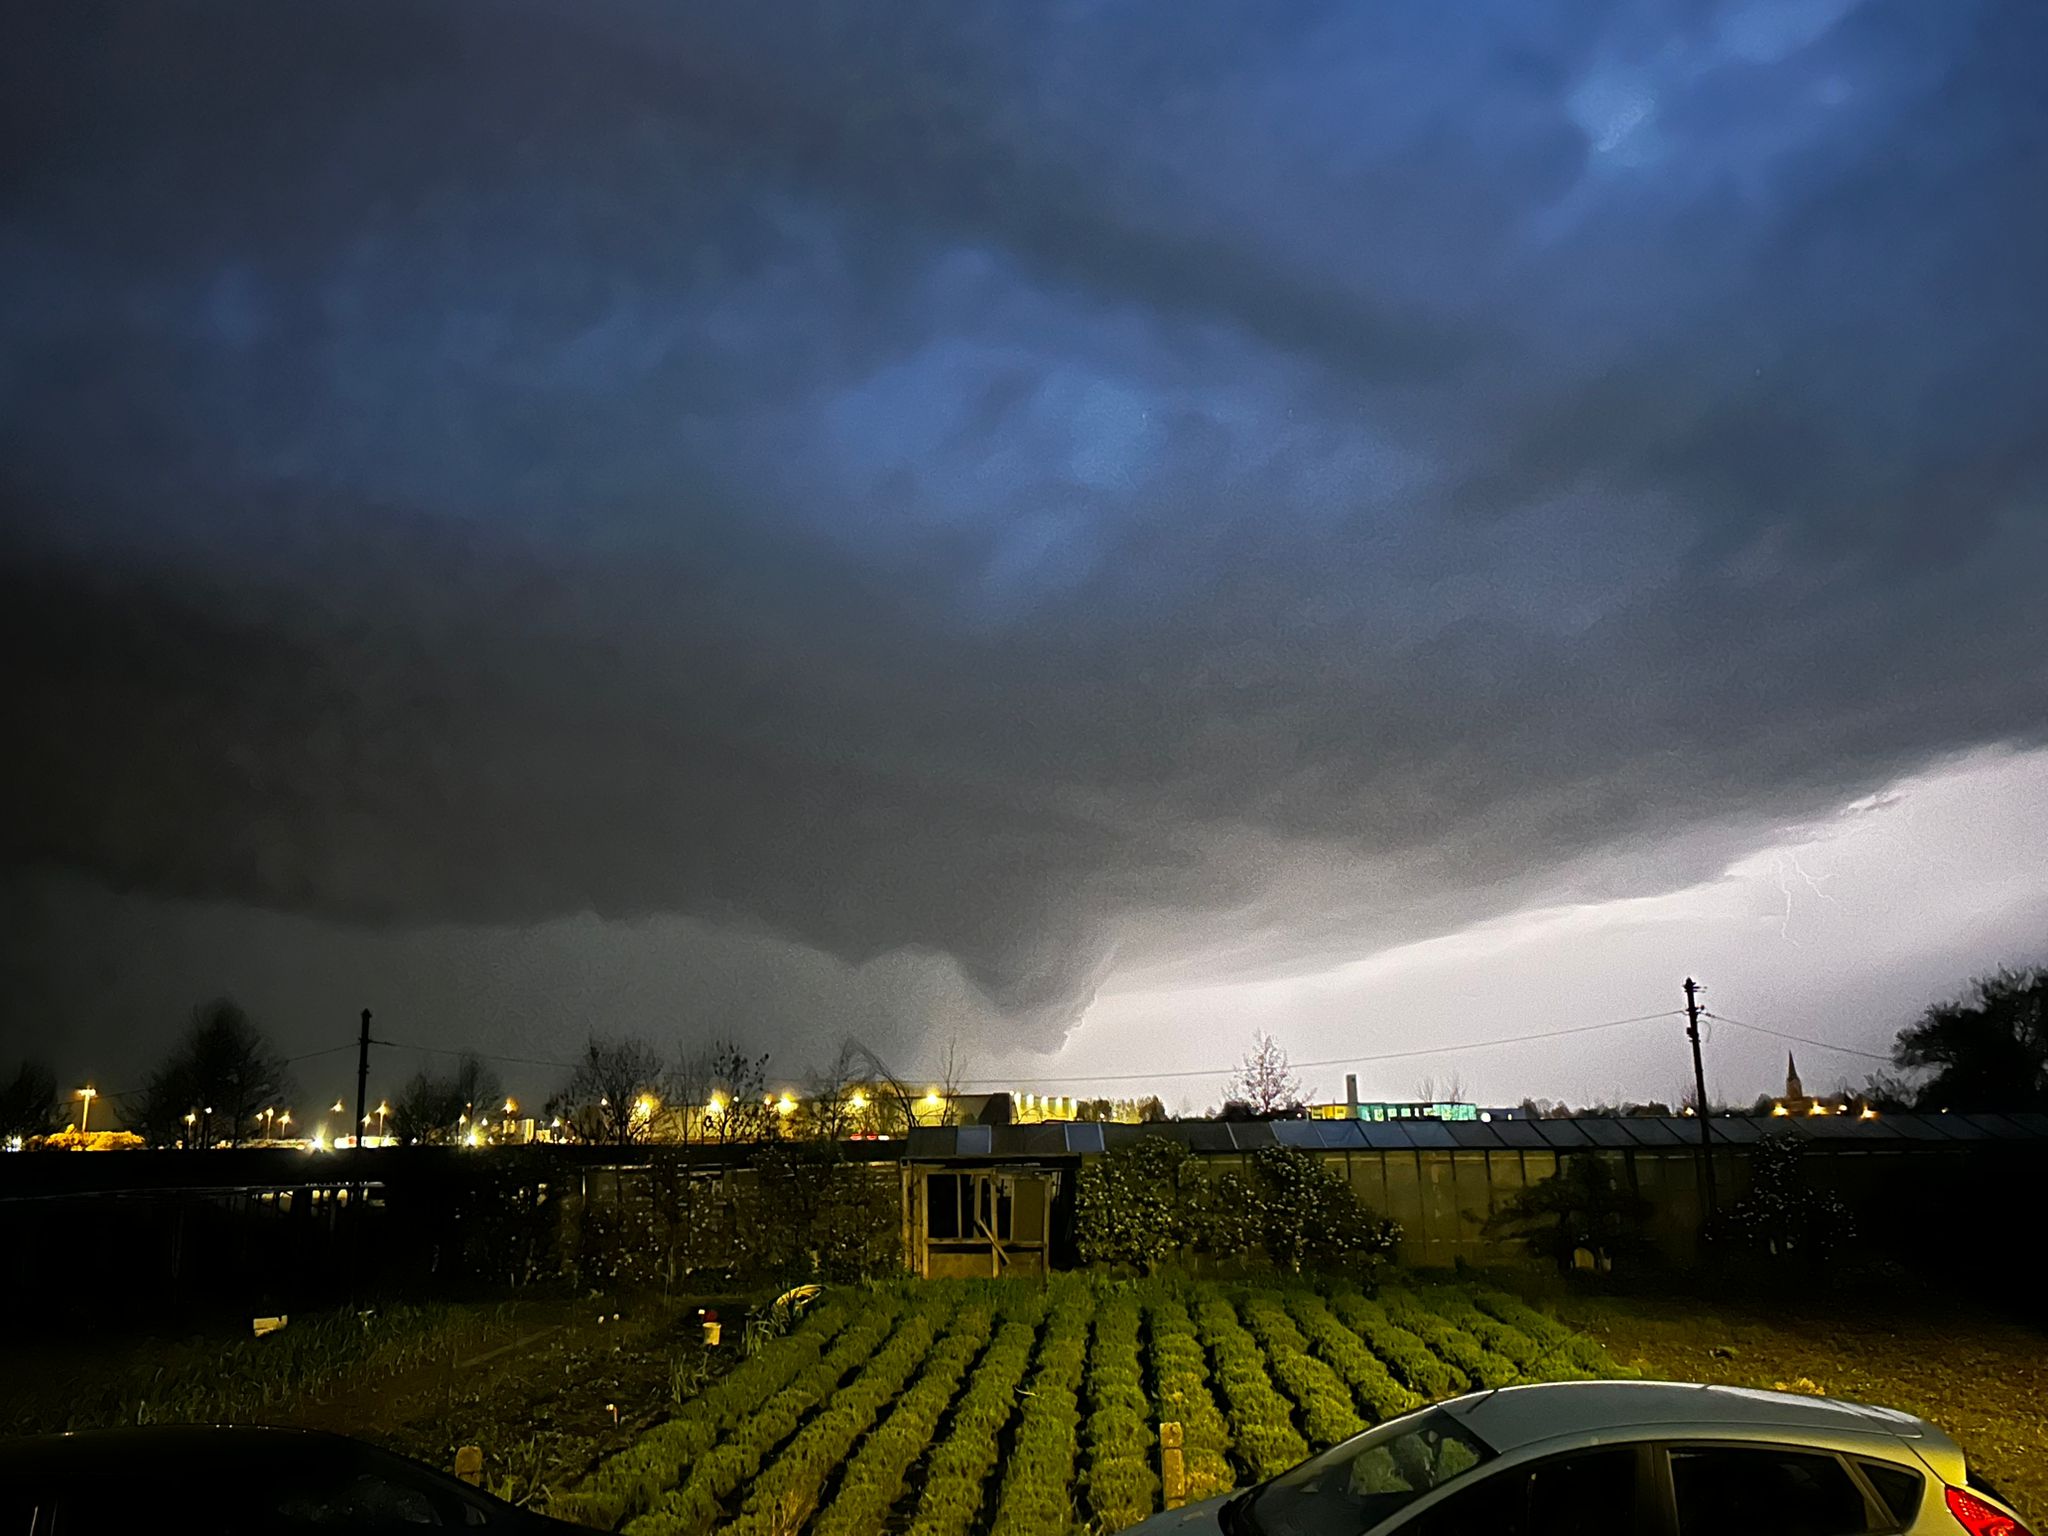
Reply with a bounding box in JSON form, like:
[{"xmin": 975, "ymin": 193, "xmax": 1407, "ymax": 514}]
[{"xmin": 4, "ymin": 0, "xmax": 2046, "ymax": 1113}]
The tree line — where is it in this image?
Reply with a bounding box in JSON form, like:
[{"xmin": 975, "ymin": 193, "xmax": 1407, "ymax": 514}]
[{"xmin": 5, "ymin": 960, "xmax": 2044, "ymax": 1146}]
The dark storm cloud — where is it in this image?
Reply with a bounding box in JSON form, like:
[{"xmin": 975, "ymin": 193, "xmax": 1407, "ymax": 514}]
[{"xmin": 4, "ymin": 0, "xmax": 2046, "ymax": 1050}]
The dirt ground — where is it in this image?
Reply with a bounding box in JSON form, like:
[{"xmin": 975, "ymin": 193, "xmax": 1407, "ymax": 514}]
[{"xmin": 1554, "ymin": 1288, "xmax": 2048, "ymax": 1518}]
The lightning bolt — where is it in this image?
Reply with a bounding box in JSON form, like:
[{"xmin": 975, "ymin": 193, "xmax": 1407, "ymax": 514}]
[{"xmin": 1772, "ymin": 852, "xmax": 1840, "ymax": 946}]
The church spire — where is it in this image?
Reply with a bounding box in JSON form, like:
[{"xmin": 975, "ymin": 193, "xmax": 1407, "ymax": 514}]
[{"xmin": 1785, "ymin": 1053, "xmax": 1803, "ymax": 1101}]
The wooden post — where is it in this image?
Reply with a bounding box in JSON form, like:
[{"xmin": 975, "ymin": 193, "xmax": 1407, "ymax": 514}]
[
  {"xmin": 1160, "ymin": 1421, "xmax": 1186, "ymax": 1509},
  {"xmin": 453, "ymin": 1446, "xmax": 483, "ymax": 1487}
]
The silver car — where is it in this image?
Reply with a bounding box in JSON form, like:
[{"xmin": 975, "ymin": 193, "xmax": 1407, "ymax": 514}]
[{"xmin": 1130, "ymin": 1380, "xmax": 2034, "ymax": 1536}]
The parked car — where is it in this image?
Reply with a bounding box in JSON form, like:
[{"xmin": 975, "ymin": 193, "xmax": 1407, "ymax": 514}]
[
  {"xmin": 1132, "ymin": 1380, "xmax": 2034, "ymax": 1536},
  {"xmin": 0, "ymin": 1425, "xmax": 602, "ymax": 1533}
]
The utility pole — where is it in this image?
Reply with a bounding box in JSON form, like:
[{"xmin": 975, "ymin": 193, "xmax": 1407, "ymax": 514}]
[
  {"xmin": 1683, "ymin": 979, "xmax": 1717, "ymax": 1215},
  {"xmin": 351, "ymin": 1007, "xmax": 371, "ymax": 1298}
]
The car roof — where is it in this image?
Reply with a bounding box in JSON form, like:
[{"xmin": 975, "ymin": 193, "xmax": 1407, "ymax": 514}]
[
  {"xmin": 0, "ymin": 1424, "xmax": 363, "ymax": 1476},
  {"xmin": 1440, "ymin": 1381, "xmax": 1936, "ymax": 1454}
]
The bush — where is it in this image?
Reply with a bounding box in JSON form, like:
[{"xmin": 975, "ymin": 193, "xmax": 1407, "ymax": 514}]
[
  {"xmin": 1244, "ymin": 1147, "xmax": 1401, "ymax": 1274},
  {"xmin": 1083, "ymin": 1289, "xmax": 1160, "ymax": 1531},
  {"xmin": 990, "ymin": 1289, "xmax": 1092, "ymax": 1536},
  {"xmin": 907, "ymin": 1296, "xmax": 1048, "ymax": 1536},
  {"xmin": 1377, "ymin": 1290, "xmax": 1518, "ymax": 1390},
  {"xmin": 1325, "ymin": 1289, "xmax": 1466, "ymax": 1400},
  {"xmin": 1484, "ymin": 1155, "xmax": 1654, "ymax": 1275},
  {"xmin": 1143, "ymin": 1293, "xmax": 1237, "ymax": 1500},
  {"xmin": 1237, "ymin": 1294, "xmax": 1368, "ymax": 1445},
  {"xmin": 810, "ymin": 1305, "xmax": 996, "ymax": 1536},
  {"xmin": 1283, "ymin": 1291, "xmax": 1424, "ymax": 1420},
  {"xmin": 1470, "ymin": 1289, "xmax": 1632, "ymax": 1378},
  {"xmin": 1711, "ymin": 1133, "xmax": 1856, "ymax": 1268},
  {"xmin": 1193, "ymin": 1293, "xmax": 1309, "ymax": 1478}
]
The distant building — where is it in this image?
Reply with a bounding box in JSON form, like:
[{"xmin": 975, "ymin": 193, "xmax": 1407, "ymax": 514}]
[{"xmin": 1770, "ymin": 1054, "xmax": 1864, "ymax": 1119}]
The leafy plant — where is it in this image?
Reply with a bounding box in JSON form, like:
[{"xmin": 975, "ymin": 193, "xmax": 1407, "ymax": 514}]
[{"xmin": 1483, "ymin": 1155, "xmax": 1653, "ymax": 1274}]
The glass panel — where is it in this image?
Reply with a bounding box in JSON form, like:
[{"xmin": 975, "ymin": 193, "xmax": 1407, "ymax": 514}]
[{"xmin": 1670, "ymin": 1446, "xmax": 1869, "ymax": 1536}]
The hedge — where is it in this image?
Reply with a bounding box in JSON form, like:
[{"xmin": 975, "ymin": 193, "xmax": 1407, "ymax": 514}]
[
  {"xmin": 906, "ymin": 1300, "xmax": 1048, "ymax": 1536},
  {"xmin": 1143, "ymin": 1294, "xmax": 1237, "ymax": 1501},
  {"xmin": 1325, "ymin": 1289, "xmax": 1467, "ymax": 1400},
  {"xmin": 1377, "ymin": 1290, "xmax": 1519, "ymax": 1391},
  {"xmin": 990, "ymin": 1289, "xmax": 1093, "ymax": 1536},
  {"xmin": 1083, "ymin": 1290, "xmax": 1159, "ymax": 1531},
  {"xmin": 1470, "ymin": 1288, "xmax": 1632, "ymax": 1378},
  {"xmin": 556, "ymin": 1296, "xmax": 855, "ymax": 1528},
  {"xmin": 1193, "ymin": 1293, "xmax": 1310, "ymax": 1479},
  {"xmin": 1281, "ymin": 1292, "xmax": 1424, "ymax": 1422},
  {"xmin": 625, "ymin": 1298, "xmax": 906, "ymax": 1536},
  {"xmin": 808, "ymin": 1304, "xmax": 997, "ymax": 1536}
]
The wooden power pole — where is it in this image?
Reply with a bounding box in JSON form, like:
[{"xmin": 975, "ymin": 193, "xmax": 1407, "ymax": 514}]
[{"xmin": 1683, "ymin": 978, "xmax": 1717, "ymax": 1215}]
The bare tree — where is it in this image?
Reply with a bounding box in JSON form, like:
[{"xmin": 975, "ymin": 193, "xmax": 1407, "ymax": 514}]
[
  {"xmin": 1227, "ymin": 1031, "xmax": 1302, "ymax": 1115},
  {"xmin": 132, "ymin": 999, "xmax": 294, "ymax": 1147},
  {"xmin": 562, "ymin": 1035, "xmax": 669, "ymax": 1146},
  {"xmin": 1414, "ymin": 1070, "xmax": 1467, "ymax": 1104},
  {"xmin": 0, "ymin": 1059, "xmax": 58, "ymax": 1140},
  {"xmin": 392, "ymin": 1053, "xmax": 503, "ymax": 1144}
]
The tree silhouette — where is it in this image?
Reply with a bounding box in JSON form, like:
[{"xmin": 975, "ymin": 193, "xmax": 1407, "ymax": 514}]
[
  {"xmin": 560, "ymin": 1035, "xmax": 670, "ymax": 1146},
  {"xmin": 1225, "ymin": 1030, "xmax": 1303, "ymax": 1115},
  {"xmin": 392, "ymin": 1053, "xmax": 503, "ymax": 1144},
  {"xmin": 132, "ymin": 999, "xmax": 293, "ymax": 1147},
  {"xmin": 0, "ymin": 1058, "xmax": 58, "ymax": 1140},
  {"xmin": 1892, "ymin": 966, "xmax": 2048, "ymax": 1112}
]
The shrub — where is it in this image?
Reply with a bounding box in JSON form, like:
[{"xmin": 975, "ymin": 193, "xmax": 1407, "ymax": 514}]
[
  {"xmin": 1470, "ymin": 1289, "xmax": 1632, "ymax": 1378},
  {"xmin": 809, "ymin": 1305, "xmax": 996, "ymax": 1536},
  {"xmin": 1711, "ymin": 1133, "xmax": 1856, "ymax": 1267},
  {"xmin": 1325, "ymin": 1289, "xmax": 1466, "ymax": 1400},
  {"xmin": 907, "ymin": 1298, "xmax": 1047, "ymax": 1536},
  {"xmin": 1084, "ymin": 1290, "xmax": 1160, "ymax": 1531},
  {"xmin": 1193, "ymin": 1293, "xmax": 1309, "ymax": 1478},
  {"xmin": 1075, "ymin": 1138, "xmax": 1207, "ymax": 1271},
  {"xmin": 1237, "ymin": 1294, "xmax": 1368, "ymax": 1446},
  {"xmin": 1282, "ymin": 1291, "xmax": 1424, "ymax": 1421},
  {"xmin": 1244, "ymin": 1147, "xmax": 1401, "ymax": 1274},
  {"xmin": 1377, "ymin": 1290, "xmax": 1518, "ymax": 1390},
  {"xmin": 1143, "ymin": 1293, "xmax": 1237, "ymax": 1500},
  {"xmin": 1484, "ymin": 1155, "xmax": 1654, "ymax": 1274},
  {"xmin": 1415, "ymin": 1289, "xmax": 1545, "ymax": 1372},
  {"xmin": 990, "ymin": 1289, "xmax": 1092, "ymax": 1536}
]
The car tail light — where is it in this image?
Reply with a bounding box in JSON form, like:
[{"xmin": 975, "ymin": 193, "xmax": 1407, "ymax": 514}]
[{"xmin": 1947, "ymin": 1486, "xmax": 2035, "ymax": 1536}]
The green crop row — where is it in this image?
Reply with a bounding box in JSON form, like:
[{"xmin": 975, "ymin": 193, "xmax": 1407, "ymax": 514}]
[
  {"xmin": 1194, "ymin": 1294, "xmax": 1310, "ymax": 1479},
  {"xmin": 809, "ymin": 1304, "xmax": 997, "ymax": 1536},
  {"xmin": 721, "ymin": 1296, "xmax": 956, "ymax": 1536},
  {"xmin": 557, "ymin": 1298, "xmax": 854, "ymax": 1528},
  {"xmin": 1082, "ymin": 1290, "xmax": 1159, "ymax": 1532},
  {"xmin": 1377, "ymin": 1290, "xmax": 1519, "ymax": 1391},
  {"xmin": 1236, "ymin": 1294, "xmax": 1367, "ymax": 1447},
  {"xmin": 1471, "ymin": 1290, "xmax": 1630, "ymax": 1378},
  {"xmin": 1144, "ymin": 1294, "xmax": 1237, "ymax": 1501},
  {"xmin": 1282, "ymin": 1292, "xmax": 1423, "ymax": 1423},
  {"xmin": 989, "ymin": 1290, "xmax": 1093, "ymax": 1536},
  {"xmin": 1325, "ymin": 1290, "xmax": 1467, "ymax": 1400},
  {"xmin": 906, "ymin": 1306, "xmax": 1047, "ymax": 1536},
  {"xmin": 1417, "ymin": 1289, "xmax": 1545, "ymax": 1372},
  {"xmin": 625, "ymin": 1298, "xmax": 906, "ymax": 1536}
]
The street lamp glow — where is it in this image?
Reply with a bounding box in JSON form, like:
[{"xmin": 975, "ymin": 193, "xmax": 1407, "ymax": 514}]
[
  {"xmin": 704, "ymin": 1095, "xmax": 724, "ymax": 1118},
  {"xmin": 331, "ymin": 1100, "xmax": 345, "ymax": 1114},
  {"xmin": 848, "ymin": 1091, "xmax": 866, "ymax": 1111},
  {"xmin": 503, "ymin": 1098, "xmax": 517, "ymax": 1115},
  {"xmin": 75, "ymin": 1086, "xmax": 97, "ymax": 1134},
  {"xmin": 776, "ymin": 1095, "xmax": 796, "ymax": 1117},
  {"xmin": 635, "ymin": 1095, "xmax": 657, "ymax": 1119}
]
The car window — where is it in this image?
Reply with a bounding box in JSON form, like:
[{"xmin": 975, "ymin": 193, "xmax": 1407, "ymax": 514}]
[
  {"xmin": 1855, "ymin": 1461, "xmax": 1924, "ymax": 1530},
  {"xmin": 1668, "ymin": 1447, "xmax": 1871, "ymax": 1536},
  {"xmin": 264, "ymin": 1469, "xmax": 447, "ymax": 1528},
  {"xmin": 1401, "ymin": 1447, "xmax": 1639, "ymax": 1536},
  {"xmin": 1249, "ymin": 1409, "xmax": 1495, "ymax": 1536}
]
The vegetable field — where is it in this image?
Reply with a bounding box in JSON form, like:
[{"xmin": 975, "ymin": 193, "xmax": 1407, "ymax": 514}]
[{"xmin": 558, "ymin": 1278, "xmax": 1630, "ymax": 1536}]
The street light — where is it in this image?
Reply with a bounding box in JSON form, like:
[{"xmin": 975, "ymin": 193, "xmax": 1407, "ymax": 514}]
[
  {"xmin": 375, "ymin": 1102, "xmax": 390, "ymax": 1141},
  {"xmin": 76, "ymin": 1086, "xmax": 97, "ymax": 1134},
  {"xmin": 331, "ymin": 1100, "xmax": 345, "ymax": 1115}
]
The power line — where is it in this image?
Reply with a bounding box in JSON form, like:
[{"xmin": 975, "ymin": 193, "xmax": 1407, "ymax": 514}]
[
  {"xmin": 382, "ymin": 1011, "xmax": 1687, "ymax": 1090},
  {"xmin": 1703, "ymin": 1011, "xmax": 1891, "ymax": 1063}
]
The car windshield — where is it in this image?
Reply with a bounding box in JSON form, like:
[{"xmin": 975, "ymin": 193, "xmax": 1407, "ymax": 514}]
[{"xmin": 1247, "ymin": 1409, "xmax": 1495, "ymax": 1536}]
